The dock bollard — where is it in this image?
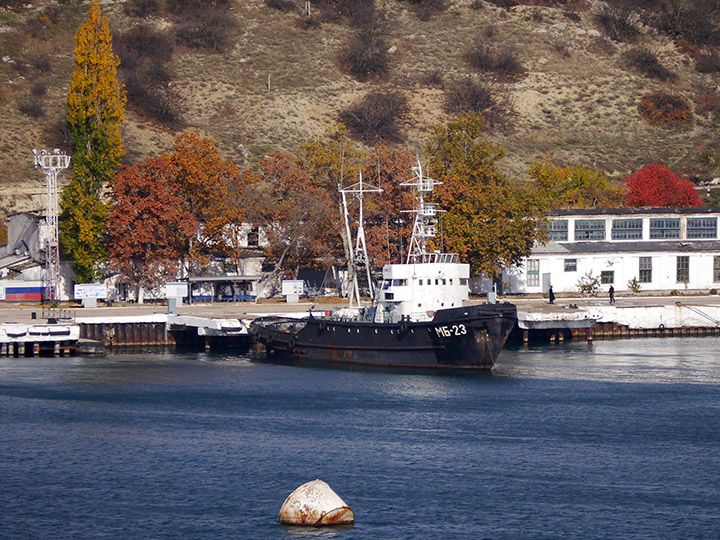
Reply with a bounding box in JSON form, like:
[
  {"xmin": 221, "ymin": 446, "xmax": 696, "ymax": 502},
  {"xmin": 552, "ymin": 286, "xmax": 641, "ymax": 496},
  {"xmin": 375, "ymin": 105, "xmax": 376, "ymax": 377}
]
[{"xmin": 279, "ymin": 479, "xmax": 354, "ymax": 526}]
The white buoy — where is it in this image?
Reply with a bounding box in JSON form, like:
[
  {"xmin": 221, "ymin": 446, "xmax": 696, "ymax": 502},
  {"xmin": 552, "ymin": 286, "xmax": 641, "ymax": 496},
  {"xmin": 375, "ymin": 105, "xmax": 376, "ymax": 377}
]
[{"xmin": 279, "ymin": 479, "xmax": 355, "ymax": 526}]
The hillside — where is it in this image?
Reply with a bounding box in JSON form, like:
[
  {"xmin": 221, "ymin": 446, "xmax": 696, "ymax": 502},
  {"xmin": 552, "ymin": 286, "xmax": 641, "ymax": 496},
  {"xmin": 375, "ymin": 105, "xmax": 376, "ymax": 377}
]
[{"xmin": 1, "ymin": 0, "xmax": 719, "ymax": 219}]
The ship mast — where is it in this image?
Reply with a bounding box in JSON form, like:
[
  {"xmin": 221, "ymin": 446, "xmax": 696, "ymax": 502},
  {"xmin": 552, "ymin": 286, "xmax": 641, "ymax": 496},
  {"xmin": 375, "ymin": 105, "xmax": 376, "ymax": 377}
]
[
  {"xmin": 340, "ymin": 171, "xmax": 382, "ymax": 307},
  {"xmin": 401, "ymin": 160, "xmax": 443, "ymax": 264},
  {"xmin": 33, "ymin": 148, "xmax": 70, "ymax": 302}
]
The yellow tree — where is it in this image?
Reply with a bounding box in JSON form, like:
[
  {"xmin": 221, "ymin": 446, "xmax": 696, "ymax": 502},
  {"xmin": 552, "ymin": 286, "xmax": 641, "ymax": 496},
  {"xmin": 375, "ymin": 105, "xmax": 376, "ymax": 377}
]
[
  {"xmin": 427, "ymin": 113, "xmax": 547, "ymax": 278},
  {"xmin": 529, "ymin": 157, "xmax": 624, "ymax": 209},
  {"xmin": 297, "ymin": 125, "xmax": 366, "ymax": 289},
  {"xmin": 62, "ymin": 0, "xmax": 126, "ymax": 282}
]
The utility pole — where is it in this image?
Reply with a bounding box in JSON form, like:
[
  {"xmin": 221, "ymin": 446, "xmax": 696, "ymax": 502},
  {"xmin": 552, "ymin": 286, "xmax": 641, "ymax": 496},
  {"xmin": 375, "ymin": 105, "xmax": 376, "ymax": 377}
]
[{"xmin": 33, "ymin": 148, "xmax": 70, "ymax": 302}]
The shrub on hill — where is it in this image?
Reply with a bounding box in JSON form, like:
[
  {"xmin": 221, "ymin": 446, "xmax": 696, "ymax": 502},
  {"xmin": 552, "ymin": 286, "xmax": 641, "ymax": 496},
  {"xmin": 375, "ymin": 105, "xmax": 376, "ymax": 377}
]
[
  {"xmin": 445, "ymin": 76, "xmax": 495, "ymax": 116},
  {"xmin": 17, "ymin": 95, "xmax": 44, "ymax": 118},
  {"xmin": 422, "ymin": 69, "xmax": 444, "ymax": 88},
  {"xmin": 115, "ymin": 25, "xmax": 180, "ymax": 124},
  {"xmin": 444, "ymin": 77, "xmax": 511, "ymax": 132},
  {"xmin": 265, "ymin": 0, "xmax": 296, "ymax": 13},
  {"xmin": 339, "ymin": 92, "xmax": 408, "ymax": 143},
  {"xmin": 340, "ymin": 12, "xmax": 389, "ymax": 80},
  {"xmin": 657, "ymin": 2, "xmax": 720, "ymax": 48},
  {"xmin": 399, "ymin": 0, "xmax": 447, "ymax": 20},
  {"xmin": 622, "ymin": 47, "xmax": 675, "ymax": 81},
  {"xmin": 175, "ymin": 6, "xmax": 237, "ymax": 51},
  {"xmin": 694, "ymin": 87, "xmax": 720, "ymax": 118},
  {"xmin": 124, "ymin": 0, "xmax": 160, "ymax": 18},
  {"xmin": 464, "ymin": 39, "xmax": 524, "ymax": 80},
  {"xmin": 638, "ymin": 92, "xmax": 692, "ymax": 125},
  {"xmin": 596, "ymin": 5, "xmax": 639, "ymax": 42},
  {"xmin": 695, "ymin": 48, "xmax": 720, "ymax": 73},
  {"xmin": 114, "ymin": 25, "xmax": 174, "ymax": 70}
]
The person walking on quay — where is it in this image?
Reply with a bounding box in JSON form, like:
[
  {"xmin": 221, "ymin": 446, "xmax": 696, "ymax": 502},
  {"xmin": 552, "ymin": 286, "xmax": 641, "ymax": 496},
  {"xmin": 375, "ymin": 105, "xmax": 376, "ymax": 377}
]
[
  {"xmin": 609, "ymin": 285, "xmax": 615, "ymax": 304},
  {"xmin": 548, "ymin": 285, "xmax": 555, "ymax": 304}
]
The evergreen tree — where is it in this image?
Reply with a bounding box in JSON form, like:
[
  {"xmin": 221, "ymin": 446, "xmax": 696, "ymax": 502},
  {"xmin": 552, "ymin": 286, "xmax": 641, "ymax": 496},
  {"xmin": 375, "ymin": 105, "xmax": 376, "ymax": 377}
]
[{"xmin": 62, "ymin": 0, "xmax": 126, "ymax": 283}]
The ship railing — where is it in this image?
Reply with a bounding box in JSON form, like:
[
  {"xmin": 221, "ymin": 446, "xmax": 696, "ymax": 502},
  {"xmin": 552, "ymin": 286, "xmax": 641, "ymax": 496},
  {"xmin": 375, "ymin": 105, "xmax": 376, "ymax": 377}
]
[{"xmin": 408, "ymin": 252, "xmax": 459, "ymax": 264}]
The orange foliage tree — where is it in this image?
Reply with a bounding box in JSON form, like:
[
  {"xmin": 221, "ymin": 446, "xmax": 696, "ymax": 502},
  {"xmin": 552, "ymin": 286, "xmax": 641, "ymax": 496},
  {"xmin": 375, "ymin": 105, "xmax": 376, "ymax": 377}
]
[
  {"xmin": 106, "ymin": 157, "xmax": 197, "ymax": 288},
  {"xmin": 361, "ymin": 144, "xmax": 415, "ymax": 266},
  {"xmin": 168, "ymin": 133, "xmax": 244, "ymax": 269},
  {"xmin": 107, "ymin": 133, "xmax": 245, "ymax": 287},
  {"xmin": 623, "ymin": 164, "xmax": 704, "ymax": 207}
]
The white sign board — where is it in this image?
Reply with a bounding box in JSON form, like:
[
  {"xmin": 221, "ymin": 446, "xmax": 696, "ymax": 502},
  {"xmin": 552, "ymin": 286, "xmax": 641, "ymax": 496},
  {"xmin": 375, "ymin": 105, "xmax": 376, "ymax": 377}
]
[
  {"xmin": 165, "ymin": 282, "xmax": 189, "ymax": 298},
  {"xmin": 74, "ymin": 284, "xmax": 107, "ymax": 299},
  {"xmin": 281, "ymin": 280, "xmax": 304, "ymax": 296}
]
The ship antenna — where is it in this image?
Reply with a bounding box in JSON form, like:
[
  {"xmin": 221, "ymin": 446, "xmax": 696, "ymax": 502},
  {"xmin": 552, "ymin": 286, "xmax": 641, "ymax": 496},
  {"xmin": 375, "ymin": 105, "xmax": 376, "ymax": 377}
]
[
  {"xmin": 340, "ymin": 171, "xmax": 382, "ymax": 307},
  {"xmin": 401, "ymin": 158, "xmax": 443, "ymax": 264}
]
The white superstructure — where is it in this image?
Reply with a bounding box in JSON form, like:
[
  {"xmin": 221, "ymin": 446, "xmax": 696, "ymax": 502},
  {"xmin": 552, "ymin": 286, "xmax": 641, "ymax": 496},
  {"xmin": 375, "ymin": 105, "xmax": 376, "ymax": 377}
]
[{"xmin": 373, "ymin": 161, "xmax": 470, "ymax": 323}]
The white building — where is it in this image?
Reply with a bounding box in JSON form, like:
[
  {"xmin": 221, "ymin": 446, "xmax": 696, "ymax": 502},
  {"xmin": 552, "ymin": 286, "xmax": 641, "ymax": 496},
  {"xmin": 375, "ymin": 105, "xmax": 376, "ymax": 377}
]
[{"xmin": 504, "ymin": 207, "xmax": 720, "ymax": 294}]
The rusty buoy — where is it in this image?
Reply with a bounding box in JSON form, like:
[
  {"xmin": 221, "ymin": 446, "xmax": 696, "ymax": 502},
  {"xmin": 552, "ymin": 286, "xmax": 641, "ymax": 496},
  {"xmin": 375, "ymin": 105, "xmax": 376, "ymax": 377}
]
[{"xmin": 279, "ymin": 479, "xmax": 355, "ymax": 526}]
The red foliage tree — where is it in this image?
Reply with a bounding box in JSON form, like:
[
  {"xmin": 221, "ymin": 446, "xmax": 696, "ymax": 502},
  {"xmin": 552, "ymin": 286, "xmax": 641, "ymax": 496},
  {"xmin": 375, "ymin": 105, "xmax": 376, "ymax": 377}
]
[
  {"xmin": 106, "ymin": 157, "xmax": 198, "ymax": 288},
  {"xmin": 623, "ymin": 164, "xmax": 704, "ymax": 207}
]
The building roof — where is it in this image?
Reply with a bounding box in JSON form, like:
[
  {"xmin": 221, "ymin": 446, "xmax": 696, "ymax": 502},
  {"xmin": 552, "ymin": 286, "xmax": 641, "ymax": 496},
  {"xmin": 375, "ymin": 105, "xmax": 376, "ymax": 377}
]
[
  {"xmin": 535, "ymin": 240, "xmax": 720, "ymax": 256},
  {"xmin": 548, "ymin": 207, "xmax": 720, "ymax": 217},
  {"xmin": 188, "ymin": 275, "xmax": 262, "ymax": 282}
]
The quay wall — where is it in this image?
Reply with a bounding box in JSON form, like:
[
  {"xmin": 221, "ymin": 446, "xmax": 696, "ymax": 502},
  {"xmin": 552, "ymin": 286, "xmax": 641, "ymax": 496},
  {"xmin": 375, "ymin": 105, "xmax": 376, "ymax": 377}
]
[{"xmin": 2, "ymin": 300, "xmax": 720, "ymax": 355}]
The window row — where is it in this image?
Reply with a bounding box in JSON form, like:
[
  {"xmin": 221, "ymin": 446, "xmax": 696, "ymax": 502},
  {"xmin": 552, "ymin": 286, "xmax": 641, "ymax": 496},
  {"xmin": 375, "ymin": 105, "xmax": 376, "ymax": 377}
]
[
  {"xmin": 527, "ymin": 255, "xmax": 720, "ymax": 284},
  {"xmin": 548, "ymin": 217, "xmax": 718, "ymax": 241}
]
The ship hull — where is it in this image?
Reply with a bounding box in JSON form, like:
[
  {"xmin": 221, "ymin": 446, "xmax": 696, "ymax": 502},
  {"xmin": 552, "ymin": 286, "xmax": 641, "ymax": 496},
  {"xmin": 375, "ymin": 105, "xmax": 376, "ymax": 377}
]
[{"xmin": 249, "ymin": 303, "xmax": 517, "ymax": 371}]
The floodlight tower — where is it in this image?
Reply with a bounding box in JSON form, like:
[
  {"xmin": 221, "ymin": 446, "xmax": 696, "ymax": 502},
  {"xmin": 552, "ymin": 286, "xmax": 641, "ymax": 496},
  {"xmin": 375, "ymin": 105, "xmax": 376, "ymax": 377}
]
[{"xmin": 33, "ymin": 148, "xmax": 70, "ymax": 302}]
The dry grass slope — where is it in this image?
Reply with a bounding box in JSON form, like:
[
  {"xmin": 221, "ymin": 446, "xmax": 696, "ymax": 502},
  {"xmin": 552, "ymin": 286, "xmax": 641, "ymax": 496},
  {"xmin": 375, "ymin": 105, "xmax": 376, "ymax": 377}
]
[{"xmin": 1, "ymin": 0, "xmax": 719, "ymax": 218}]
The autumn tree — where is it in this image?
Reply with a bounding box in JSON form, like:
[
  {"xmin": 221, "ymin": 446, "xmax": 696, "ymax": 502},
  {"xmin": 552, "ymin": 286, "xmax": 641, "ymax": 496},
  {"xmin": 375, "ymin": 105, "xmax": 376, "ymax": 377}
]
[
  {"xmin": 361, "ymin": 145, "xmax": 415, "ymax": 266},
  {"xmin": 167, "ymin": 133, "xmax": 243, "ymax": 271},
  {"xmin": 624, "ymin": 164, "xmax": 704, "ymax": 207},
  {"xmin": 62, "ymin": 0, "xmax": 126, "ymax": 282},
  {"xmin": 297, "ymin": 125, "xmax": 365, "ymax": 289},
  {"xmin": 243, "ymin": 152, "xmax": 337, "ymax": 291},
  {"xmin": 106, "ymin": 157, "xmax": 198, "ymax": 289},
  {"xmin": 106, "ymin": 133, "xmax": 244, "ymax": 289},
  {"xmin": 529, "ymin": 157, "xmax": 625, "ymax": 209},
  {"xmin": 426, "ymin": 113, "xmax": 547, "ymax": 278}
]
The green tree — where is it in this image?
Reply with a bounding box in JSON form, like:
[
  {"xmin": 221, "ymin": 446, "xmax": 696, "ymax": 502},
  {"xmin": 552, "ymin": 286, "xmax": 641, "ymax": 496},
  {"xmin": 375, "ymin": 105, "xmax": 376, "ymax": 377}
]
[
  {"xmin": 62, "ymin": 0, "xmax": 126, "ymax": 282},
  {"xmin": 426, "ymin": 113, "xmax": 547, "ymax": 278}
]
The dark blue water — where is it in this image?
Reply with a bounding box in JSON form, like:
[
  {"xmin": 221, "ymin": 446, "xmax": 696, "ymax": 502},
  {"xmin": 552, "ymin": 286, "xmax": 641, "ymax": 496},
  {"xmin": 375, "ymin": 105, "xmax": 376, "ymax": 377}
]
[{"xmin": 1, "ymin": 338, "xmax": 719, "ymax": 540}]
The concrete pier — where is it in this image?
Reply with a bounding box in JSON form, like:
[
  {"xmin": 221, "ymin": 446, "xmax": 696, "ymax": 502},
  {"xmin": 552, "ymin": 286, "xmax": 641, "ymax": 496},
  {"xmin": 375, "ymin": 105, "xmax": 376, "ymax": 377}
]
[
  {"xmin": 1, "ymin": 295, "xmax": 719, "ymax": 355},
  {"xmin": 0, "ymin": 322, "xmax": 80, "ymax": 357}
]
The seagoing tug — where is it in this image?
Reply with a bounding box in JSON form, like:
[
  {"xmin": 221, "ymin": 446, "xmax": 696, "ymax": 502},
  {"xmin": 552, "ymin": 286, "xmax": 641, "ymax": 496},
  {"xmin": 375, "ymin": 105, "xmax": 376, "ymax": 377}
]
[{"xmin": 248, "ymin": 161, "xmax": 517, "ymax": 370}]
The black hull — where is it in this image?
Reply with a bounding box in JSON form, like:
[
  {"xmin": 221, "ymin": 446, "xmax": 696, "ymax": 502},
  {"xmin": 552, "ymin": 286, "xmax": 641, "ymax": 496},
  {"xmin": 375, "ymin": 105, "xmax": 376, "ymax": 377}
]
[{"xmin": 249, "ymin": 303, "xmax": 517, "ymax": 371}]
